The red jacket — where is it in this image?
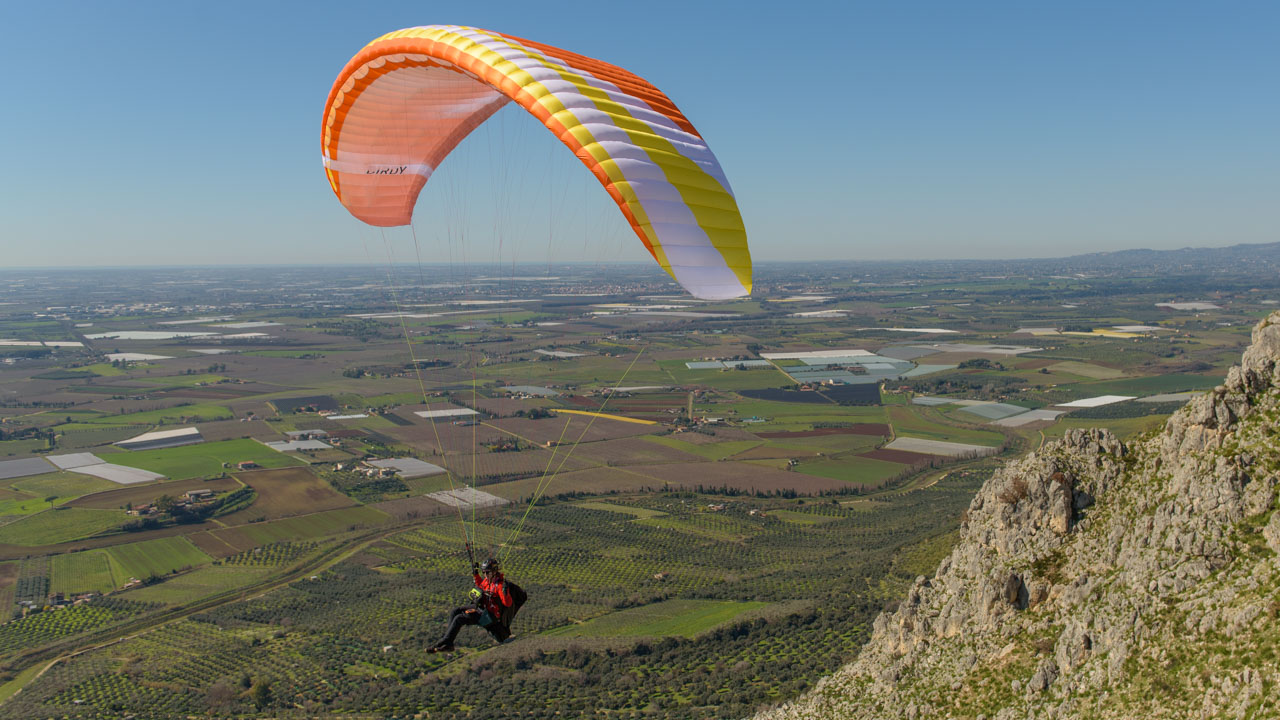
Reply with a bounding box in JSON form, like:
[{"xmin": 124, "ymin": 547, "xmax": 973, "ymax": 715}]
[{"xmin": 474, "ymin": 573, "xmax": 512, "ymax": 619}]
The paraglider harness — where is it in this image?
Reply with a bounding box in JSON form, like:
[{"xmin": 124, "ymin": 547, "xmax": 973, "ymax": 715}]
[
  {"xmin": 471, "ymin": 581, "xmax": 527, "ymax": 641},
  {"xmin": 468, "ymin": 547, "xmax": 527, "ymax": 641}
]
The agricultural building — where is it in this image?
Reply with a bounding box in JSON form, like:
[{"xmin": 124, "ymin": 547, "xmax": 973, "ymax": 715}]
[
  {"xmin": 1055, "ymin": 395, "xmax": 1137, "ymax": 408},
  {"xmin": 413, "ymin": 408, "xmax": 478, "ymax": 419},
  {"xmin": 269, "ymin": 395, "xmax": 339, "ymax": 414},
  {"xmin": 47, "ymin": 451, "xmax": 164, "ymax": 483},
  {"xmin": 364, "ymin": 458, "xmax": 446, "ymax": 479},
  {"xmin": 46, "ymin": 452, "xmax": 106, "ymax": 469},
  {"xmin": 0, "ymin": 457, "xmax": 56, "ymax": 481},
  {"xmin": 74, "ymin": 464, "xmax": 166, "ymax": 484},
  {"xmin": 425, "ymin": 486, "xmax": 508, "ymax": 510},
  {"xmin": 502, "ymin": 385, "xmax": 561, "ymax": 397},
  {"xmin": 264, "ymin": 439, "xmax": 331, "ymax": 452},
  {"xmin": 115, "ymin": 427, "xmax": 203, "ymax": 450},
  {"xmin": 685, "ymin": 360, "xmax": 773, "ymax": 369},
  {"xmin": 286, "ymin": 429, "xmax": 329, "ymax": 440}
]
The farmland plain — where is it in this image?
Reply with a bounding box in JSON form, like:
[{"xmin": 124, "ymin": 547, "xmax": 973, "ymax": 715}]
[{"xmin": 0, "ymin": 261, "xmax": 1272, "ymax": 718}]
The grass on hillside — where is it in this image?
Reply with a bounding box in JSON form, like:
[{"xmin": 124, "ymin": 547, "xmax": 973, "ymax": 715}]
[
  {"xmin": 545, "ymin": 599, "xmax": 769, "ymax": 639},
  {"xmin": 890, "ymin": 529, "xmax": 961, "ymax": 578},
  {"xmin": 1043, "ymin": 415, "xmax": 1170, "ymax": 441}
]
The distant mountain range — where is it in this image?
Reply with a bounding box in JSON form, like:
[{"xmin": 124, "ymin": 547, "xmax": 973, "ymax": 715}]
[{"xmin": 1058, "ymin": 241, "xmax": 1280, "ymax": 272}]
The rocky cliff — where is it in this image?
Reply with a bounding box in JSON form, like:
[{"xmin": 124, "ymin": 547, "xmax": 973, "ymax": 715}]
[{"xmin": 759, "ymin": 312, "xmax": 1280, "ymax": 720}]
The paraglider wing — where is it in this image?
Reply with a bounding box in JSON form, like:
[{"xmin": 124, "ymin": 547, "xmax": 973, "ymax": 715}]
[{"xmin": 322, "ymin": 25, "xmax": 751, "ymax": 300}]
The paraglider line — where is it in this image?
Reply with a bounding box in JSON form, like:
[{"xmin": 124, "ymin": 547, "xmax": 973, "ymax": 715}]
[
  {"xmin": 501, "ymin": 347, "xmax": 645, "ymax": 559},
  {"xmin": 378, "ymin": 229, "xmax": 475, "ymax": 558}
]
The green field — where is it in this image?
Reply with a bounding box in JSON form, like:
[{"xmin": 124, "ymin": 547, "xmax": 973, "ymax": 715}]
[
  {"xmin": 795, "ymin": 456, "xmax": 907, "ymax": 485},
  {"xmin": 887, "ymin": 406, "xmax": 1005, "ymax": 446},
  {"xmin": 0, "ymin": 508, "xmax": 128, "ymax": 546},
  {"xmin": 242, "ymin": 350, "xmax": 319, "ymax": 358},
  {"xmin": 633, "ymin": 515, "xmax": 750, "ymax": 542},
  {"xmin": 546, "ymin": 599, "xmax": 768, "ymax": 638},
  {"xmin": 64, "ymin": 403, "xmax": 234, "ymax": 427},
  {"xmin": 135, "ymin": 374, "xmax": 230, "ymax": 387},
  {"xmin": 0, "ymin": 496, "xmax": 55, "ymax": 516},
  {"xmin": 107, "ymin": 438, "xmax": 303, "ymax": 479},
  {"xmin": 402, "ymin": 475, "xmax": 459, "ymax": 495},
  {"xmin": 642, "ymin": 435, "xmax": 762, "ymax": 460},
  {"xmin": 1045, "ymin": 361, "xmax": 1125, "ymax": 380},
  {"xmin": 727, "ymin": 400, "xmax": 888, "ymax": 423},
  {"xmin": 769, "ymin": 509, "xmax": 841, "ymax": 525},
  {"xmin": 477, "ymin": 355, "xmax": 671, "ymax": 390},
  {"xmin": 0, "ymin": 438, "xmax": 47, "ymax": 458},
  {"xmin": 56, "ymin": 426, "xmax": 150, "ymax": 450},
  {"xmin": 231, "ymin": 506, "xmax": 391, "ymax": 544},
  {"xmin": 767, "ymin": 434, "xmax": 884, "ymax": 454},
  {"xmin": 722, "ymin": 400, "xmax": 889, "ymax": 432},
  {"xmin": 5, "ymin": 463, "xmax": 990, "ymax": 719},
  {"xmin": 106, "ymin": 537, "xmax": 211, "ymax": 580},
  {"xmin": 11, "ymin": 473, "xmax": 117, "ymax": 501},
  {"xmin": 573, "ymin": 501, "xmax": 667, "ymax": 518},
  {"xmin": 1044, "ymin": 415, "xmax": 1170, "ymax": 441},
  {"xmin": 50, "ymin": 550, "xmax": 117, "ymax": 594},
  {"xmin": 359, "ymin": 392, "xmax": 429, "ymax": 407},
  {"xmin": 80, "ymin": 363, "xmax": 127, "ymax": 377},
  {"xmin": 655, "ymin": 359, "xmax": 792, "ymax": 391},
  {"xmin": 1074, "ymin": 373, "xmax": 1223, "ymax": 396},
  {"xmin": 121, "ymin": 565, "xmax": 272, "ymax": 605}
]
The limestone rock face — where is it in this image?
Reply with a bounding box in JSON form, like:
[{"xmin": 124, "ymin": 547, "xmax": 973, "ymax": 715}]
[{"xmin": 757, "ymin": 312, "xmax": 1280, "ymax": 720}]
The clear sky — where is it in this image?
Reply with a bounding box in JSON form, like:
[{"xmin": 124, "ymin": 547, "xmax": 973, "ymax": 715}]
[{"xmin": 3, "ymin": 0, "xmax": 1277, "ymax": 267}]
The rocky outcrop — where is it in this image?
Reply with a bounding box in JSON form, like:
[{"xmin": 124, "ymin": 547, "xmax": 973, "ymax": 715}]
[{"xmin": 758, "ymin": 312, "xmax": 1280, "ymax": 720}]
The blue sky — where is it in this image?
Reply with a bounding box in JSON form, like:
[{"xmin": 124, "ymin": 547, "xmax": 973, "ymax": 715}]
[{"xmin": 3, "ymin": 1, "xmax": 1277, "ymax": 267}]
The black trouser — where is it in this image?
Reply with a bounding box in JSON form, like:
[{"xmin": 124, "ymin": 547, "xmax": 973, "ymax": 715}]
[
  {"xmin": 438, "ymin": 605, "xmax": 483, "ymax": 646},
  {"xmin": 437, "ymin": 605, "xmax": 509, "ymax": 646}
]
